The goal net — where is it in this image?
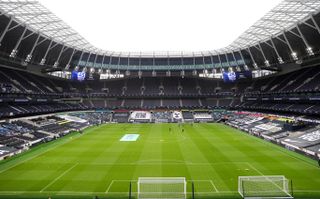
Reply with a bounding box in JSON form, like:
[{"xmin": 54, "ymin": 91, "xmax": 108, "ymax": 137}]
[
  {"xmin": 238, "ymin": 176, "xmax": 293, "ymax": 199},
  {"xmin": 137, "ymin": 177, "xmax": 187, "ymax": 199}
]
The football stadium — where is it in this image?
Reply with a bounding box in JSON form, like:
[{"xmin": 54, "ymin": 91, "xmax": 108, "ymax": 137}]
[{"xmin": 0, "ymin": 0, "xmax": 320, "ymax": 199}]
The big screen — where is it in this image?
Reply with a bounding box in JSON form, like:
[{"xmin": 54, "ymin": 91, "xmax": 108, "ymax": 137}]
[
  {"xmin": 223, "ymin": 71, "xmax": 252, "ymax": 82},
  {"xmin": 71, "ymin": 71, "xmax": 86, "ymax": 81}
]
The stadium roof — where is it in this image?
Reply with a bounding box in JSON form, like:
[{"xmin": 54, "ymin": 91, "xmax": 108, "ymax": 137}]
[{"xmin": 0, "ymin": 0, "xmax": 320, "ymax": 57}]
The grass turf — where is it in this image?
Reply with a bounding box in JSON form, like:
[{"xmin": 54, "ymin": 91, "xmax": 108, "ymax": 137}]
[{"xmin": 0, "ymin": 123, "xmax": 319, "ymax": 199}]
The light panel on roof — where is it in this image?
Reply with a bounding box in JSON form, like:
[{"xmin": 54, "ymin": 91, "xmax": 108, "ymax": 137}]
[{"xmin": 0, "ymin": 0, "xmax": 319, "ymax": 57}]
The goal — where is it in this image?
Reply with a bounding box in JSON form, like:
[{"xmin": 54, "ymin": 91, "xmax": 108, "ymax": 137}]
[
  {"xmin": 238, "ymin": 176, "xmax": 293, "ymax": 199},
  {"xmin": 137, "ymin": 177, "xmax": 187, "ymax": 199}
]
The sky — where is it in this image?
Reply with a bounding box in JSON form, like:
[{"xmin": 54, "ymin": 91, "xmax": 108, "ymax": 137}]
[{"xmin": 37, "ymin": 0, "xmax": 283, "ymax": 52}]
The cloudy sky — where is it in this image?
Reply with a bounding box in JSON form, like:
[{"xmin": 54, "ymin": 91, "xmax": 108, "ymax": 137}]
[{"xmin": 38, "ymin": 0, "xmax": 283, "ymax": 52}]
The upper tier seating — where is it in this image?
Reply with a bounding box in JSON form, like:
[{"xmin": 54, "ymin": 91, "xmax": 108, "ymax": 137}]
[{"xmin": 0, "ymin": 65, "xmax": 320, "ymax": 118}]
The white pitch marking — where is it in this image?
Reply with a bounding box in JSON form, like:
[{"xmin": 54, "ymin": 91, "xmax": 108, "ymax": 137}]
[
  {"xmin": 105, "ymin": 180, "xmax": 114, "ymax": 194},
  {"xmin": 187, "ymin": 180, "xmax": 219, "ymax": 193},
  {"xmin": 246, "ymin": 162, "xmax": 265, "ymax": 176},
  {"xmin": 246, "ymin": 162, "xmax": 291, "ymax": 196},
  {"xmin": 40, "ymin": 163, "xmax": 79, "ymax": 192},
  {"xmin": 105, "ymin": 180, "xmax": 137, "ymax": 194},
  {"xmin": 0, "ymin": 134, "xmax": 84, "ymax": 174},
  {"xmin": 209, "ymin": 180, "xmax": 219, "ymax": 193},
  {"xmin": 0, "ymin": 190, "xmax": 319, "ymax": 195}
]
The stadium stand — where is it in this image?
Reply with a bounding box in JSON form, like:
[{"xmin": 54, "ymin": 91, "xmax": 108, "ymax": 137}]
[
  {"xmin": 193, "ymin": 111, "xmax": 213, "ymax": 122},
  {"xmin": 3, "ymin": 64, "xmax": 320, "ymax": 120},
  {"xmin": 153, "ymin": 111, "xmax": 172, "ymax": 123},
  {"xmin": 113, "ymin": 111, "xmax": 130, "ymax": 123},
  {"xmin": 223, "ymin": 111, "xmax": 320, "ymax": 159},
  {"xmin": 181, "ymin": 111, "xmax": 194, "ymax": 122},
  {"xmin": 0, "ymin": 0, "xmax": 319, "ymax": 167},
  {"xmin": 2, "ymin": 65, "xmax": 320, "ymax": 119},
  {"xmin": 129, "ymin": 111, "xmax": 152, "ymax": 123}
]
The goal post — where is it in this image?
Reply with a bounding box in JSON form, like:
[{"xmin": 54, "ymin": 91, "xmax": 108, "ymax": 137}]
[
  {"xmin": 238, "ymin": 175, "xmax": 293, "ymax": 199},
  {"xmin": 137, "ymin": 177, "xmax": 187, "ymax": 199}
]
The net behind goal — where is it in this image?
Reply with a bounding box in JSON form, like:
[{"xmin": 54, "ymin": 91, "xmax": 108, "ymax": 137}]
[
  {"xmin": 238, "ymin": 176, "xmax": 293, "ymax": 199},
  {"xmin": 137, "ymin": 177, "xmax": 187, "ymax": 199}
]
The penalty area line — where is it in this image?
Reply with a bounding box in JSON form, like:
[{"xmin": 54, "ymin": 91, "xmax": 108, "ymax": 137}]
[
  {"xmin": 246, "ymin": 162, "xmax": 292, "ymax": 196},
  {"xmin": 105, "ymin": 179, "xmax": 137, "ymax": 194},
  {"xmin": 105, "ymin": 180, "xmax": 114, "ymax": 194},
  {"xmin": 40, "ymin": 163, "xmax": 79, "ymax": 193},
  {"xmin": 0, "ymin": 133, "xmax": 84, "ymax": 175},
  {"xmin": 209, "ymin": 180, "xmax": 219, "ymax": 193},
  {"xmin": 187, "ymin": 180, "xmax": 219, "ymax": 193}
]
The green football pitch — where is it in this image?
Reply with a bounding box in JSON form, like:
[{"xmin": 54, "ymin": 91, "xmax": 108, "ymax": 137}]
[{"xmin": 0, "ymin": 123, "xmax": 319, "ymax": 199}]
